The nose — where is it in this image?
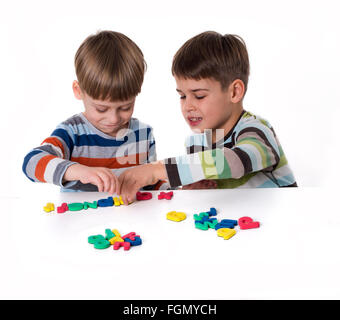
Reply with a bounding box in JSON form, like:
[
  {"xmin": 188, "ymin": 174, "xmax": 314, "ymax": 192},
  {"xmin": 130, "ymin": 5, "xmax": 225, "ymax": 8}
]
[
  {"xmin": 108, "ymin": 110, "xmax": 121, "ymax": 125},
  {"xmin": 182, "ymin": 96, "xmax": 196, "ymax": 112}
]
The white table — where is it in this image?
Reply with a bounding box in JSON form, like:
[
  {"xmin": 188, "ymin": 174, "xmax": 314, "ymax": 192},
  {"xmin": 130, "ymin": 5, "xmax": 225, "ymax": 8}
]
[{"xmin": 1, "ymin": 187, "xmax": 339, "ymax": 299}]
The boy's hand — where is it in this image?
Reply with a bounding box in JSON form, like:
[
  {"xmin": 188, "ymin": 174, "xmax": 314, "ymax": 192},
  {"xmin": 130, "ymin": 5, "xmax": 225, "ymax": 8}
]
[
  {"xmin": 117, "ymin": 161, "xmax": 167, "ymax": 204},
  {"xmin": 64, "ymin": 164, "xmax": 119, "ymax": 195},
  {"xmin": 182, "ymin": 179, "xmax": 217, "ymax": 190}
]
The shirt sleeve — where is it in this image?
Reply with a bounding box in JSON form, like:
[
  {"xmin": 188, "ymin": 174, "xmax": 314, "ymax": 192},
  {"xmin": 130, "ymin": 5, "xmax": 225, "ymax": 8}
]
[
  {"xmin": 164, "ymin": 122, "xmax": 281, "ymax": 188},
  {"xmin": 22, "ymin": 124, "xmax": 78, "ymax": 188}
]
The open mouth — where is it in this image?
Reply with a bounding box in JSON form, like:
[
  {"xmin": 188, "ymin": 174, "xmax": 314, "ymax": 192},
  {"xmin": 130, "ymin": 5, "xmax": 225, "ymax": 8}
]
[{"xmin": 188, "ymin": 117, "xmax": 203, "ymax": 126}]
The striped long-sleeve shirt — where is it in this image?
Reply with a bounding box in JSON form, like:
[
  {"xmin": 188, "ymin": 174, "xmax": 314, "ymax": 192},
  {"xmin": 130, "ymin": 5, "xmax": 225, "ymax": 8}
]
[
  {"xmin": 164, "ymin": 111, "xmax": 297, "ymax": 189},
  {"xmin": 22, "ymin": 113, "xmax": 169, "ymax": 191}
]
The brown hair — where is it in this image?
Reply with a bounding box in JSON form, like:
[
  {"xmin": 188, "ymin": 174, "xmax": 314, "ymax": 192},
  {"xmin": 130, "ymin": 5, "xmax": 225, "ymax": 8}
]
[
  {"xmin": 172, "ymin": 31, "xmax": 250, "ymax": 92},
  {"xmin": 75, "ymin": 30, "xmax": 146, "ymax": 102}
]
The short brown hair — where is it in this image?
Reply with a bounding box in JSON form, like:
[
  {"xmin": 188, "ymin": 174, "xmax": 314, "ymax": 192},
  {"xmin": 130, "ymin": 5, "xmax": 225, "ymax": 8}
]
[
  {"xmin": 172, "ymin": 31, "xmax": 250, "ymax": 92},
  {"xmin": 75, "ymin": 30, "xmax": 146, "ymax": 102}
]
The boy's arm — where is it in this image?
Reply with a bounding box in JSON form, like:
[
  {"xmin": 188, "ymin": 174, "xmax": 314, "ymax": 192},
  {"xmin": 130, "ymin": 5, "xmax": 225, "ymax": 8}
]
[
  {"xmin": 164, "ymin": 124, "xmax": 280, "ymax": 188},
  {"xmin": 22, "ymin": 126, "xmax": 78, "ymax": 187},
  {"xmin": 23, "ymin": 125, "xmax": 119, "ymax": 194},
  {"xmin": 118, "ymin": 123, "xmax": 280, "ymax": 201}
]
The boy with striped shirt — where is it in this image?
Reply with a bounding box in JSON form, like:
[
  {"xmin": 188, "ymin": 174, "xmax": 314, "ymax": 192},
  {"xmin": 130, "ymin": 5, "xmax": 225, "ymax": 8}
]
[
  {"xmin": 22, "ymin": 31, "xmax": 168, "ymax": 193},
  {"xmin": 118, "ymin": 31, "xmax": 297, "ymax": 203}
]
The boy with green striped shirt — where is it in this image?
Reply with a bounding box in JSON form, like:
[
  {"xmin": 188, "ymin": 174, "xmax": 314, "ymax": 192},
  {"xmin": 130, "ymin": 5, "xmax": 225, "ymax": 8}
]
[{"xmin": 117, "ymin": 31, "xmax": 297, "ymax": 203}]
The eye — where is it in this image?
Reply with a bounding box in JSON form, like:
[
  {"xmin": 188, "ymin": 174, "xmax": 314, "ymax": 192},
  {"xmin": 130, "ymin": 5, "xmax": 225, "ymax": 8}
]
[
  {"xmin": 180, "ymin": 96, "xmax": 186, "ymax": 100},
  {"xmin": 195, "ymin": 96, "xmax": 205, "ymax": 100},
  {"xmin": 121, "ymin": 106, "xmax": 132, "ymax": 112},
  {"xmin": 96, "ymin": 108, "xmax": 107, "ymax": 113}
]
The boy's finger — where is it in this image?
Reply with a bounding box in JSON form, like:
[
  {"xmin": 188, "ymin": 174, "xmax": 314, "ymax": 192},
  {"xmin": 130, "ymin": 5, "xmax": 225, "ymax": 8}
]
[
  {"xmin": 127, "ymin": 185, "xmax": 139, "ymax": 204},
  {"xmin": 110, "ymin": 174, "xmax": 119, "ymax": 196},
  {"xmin": 105, "ymin": 171, "xmax": 115, "ymax": 196},
  {"xmin": 122, "ymin": 195, "xmax": 129, "ymax": 206},
  {"xmin": 92, "ymin": 175, "xmax": 104, "ymax": 192},
  {"xmin": 98, "ymin": 171, "xmax": 111, "ymax": 193},
  {"xmin": 117, "ymin": 174, "xmax": 127, "ymax": 204},
  {"xmin": 107, "ymin": 179, "xmax": 114, "ymax": 196},
  {"xmin": 116, "ymin": 173, "xmax": 123, "ymax": 195},
  {"xmin": 120, "ymin": 176, "xmax": 136, "ymax": 205},
  {"xmin": 113, "ymin": 174, "xmax": 120, "ymax": 195}
]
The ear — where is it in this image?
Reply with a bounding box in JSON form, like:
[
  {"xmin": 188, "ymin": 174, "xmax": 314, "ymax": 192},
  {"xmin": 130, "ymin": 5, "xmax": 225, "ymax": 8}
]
[
  {"xmin": 72, "ymin": 80, "xmax": 83, "ymax": 100},
  {"xmin": 229, "ymin": 79, "xmax": 245, "ymax": 103}
]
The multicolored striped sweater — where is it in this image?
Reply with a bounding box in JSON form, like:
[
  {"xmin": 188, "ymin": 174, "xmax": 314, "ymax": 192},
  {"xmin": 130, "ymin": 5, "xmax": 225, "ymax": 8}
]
[
  {"xmin": 22, "ymin": 113, "xmax": 169, "ymax": 191},
  {"xmin": 164, "ymin": 111, "xmax": 297, "ymax": 189}
]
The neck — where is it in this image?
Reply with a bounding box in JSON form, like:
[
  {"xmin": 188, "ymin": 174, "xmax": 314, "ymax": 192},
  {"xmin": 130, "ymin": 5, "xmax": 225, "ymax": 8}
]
[{"xmin": 212, "ymin": 105, "xmax": 244, "ymax": 144}]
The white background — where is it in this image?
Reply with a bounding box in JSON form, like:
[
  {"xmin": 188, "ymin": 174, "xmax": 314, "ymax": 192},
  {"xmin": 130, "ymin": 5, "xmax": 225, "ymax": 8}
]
[
  {"xmin": 1, "ymin": 0, "xmax": 340, "ymax": 300},
  {"xmin": 1, "ymin": 0, "xmax": 340, "ymax": 195}
]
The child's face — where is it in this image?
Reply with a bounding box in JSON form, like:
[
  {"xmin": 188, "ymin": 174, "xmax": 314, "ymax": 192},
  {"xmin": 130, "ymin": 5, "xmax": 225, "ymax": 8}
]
[
  {"xmin": 73, "ymin": 81, "xmax": 135, "ymax": 137},
  {"xmin": 175, "ymin": 76, "xmax": 243, "ymax": 141}
]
